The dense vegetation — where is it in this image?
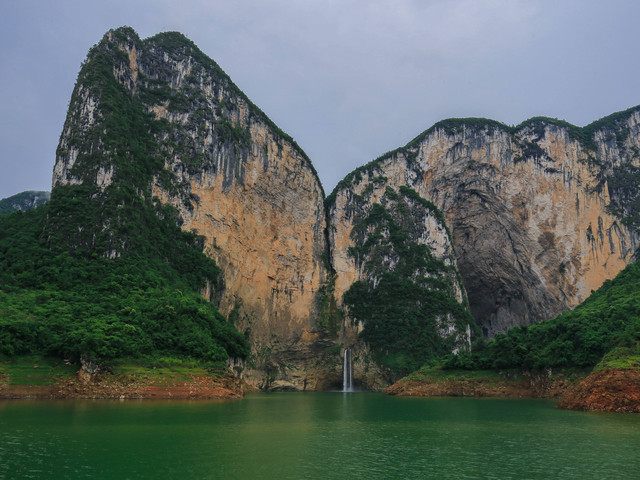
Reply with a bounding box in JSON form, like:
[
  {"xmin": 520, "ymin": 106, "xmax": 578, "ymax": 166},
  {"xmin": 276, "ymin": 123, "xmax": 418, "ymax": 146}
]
[
  {"xmin": 606, "ymin": 153, "xmax": 640, "ymax": 230},
  {"xmin": 0, "ymin": 27, "xmax": 250, "ymax": 368},
  {"xmin": 343, "ymin": 187, "xmax": 472, "ymax": 377},
  {"xmin": 445, "ymin": 260, "xmax": 640, "ymax": 371},
  {"xmin": 0, "ymin": 192, "xmax": 249, "ymax": 365},
  {"xmin": 325, "ymin": 103, "xmax": 640, "ymax": 377},
  {"xmin": 5, "ymin": 24, "xmax": 640, "ymax": 385}
]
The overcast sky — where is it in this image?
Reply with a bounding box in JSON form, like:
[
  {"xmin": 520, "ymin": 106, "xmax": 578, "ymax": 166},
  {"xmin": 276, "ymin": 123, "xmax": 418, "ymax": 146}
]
[{"xmin": 1, "ymin": 0, "xmax": 639, "ymax": 199}]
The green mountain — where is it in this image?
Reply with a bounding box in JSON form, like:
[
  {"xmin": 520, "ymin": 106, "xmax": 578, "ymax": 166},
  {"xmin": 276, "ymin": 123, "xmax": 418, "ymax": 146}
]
[
  {"xmin": 442, "ymin": 256, "xmax": 640, "ymax": 371},
  {"xmin": 2, "ymin": 24, "xmax": 640, "ymax": 390},
  {"xmin": 45, "ymin": 26, "xmax": 331, "ymax": 389},
  {"xmin": 0, "ymin": 28, "xmax": 250, "ymax": 368},
  {"xmin": 0, "ymin": 191, "xmax": 50, "ymax": 215},
  {"xmin": 327, "ymin": 106, "xmax": 640, "ymax": 380}
]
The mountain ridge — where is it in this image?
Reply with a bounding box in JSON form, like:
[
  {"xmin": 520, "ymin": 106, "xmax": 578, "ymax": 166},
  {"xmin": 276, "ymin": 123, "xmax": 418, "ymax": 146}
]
[
  {"xmin": 328, "ymin": 105, "xmax": 639, "ymax": 337},
  {"xmin": 326, "ymin": 105, "xmax": 640, "ymax": 206},
  {"xmin": 3, "ymin": 26, "xmax": 640, "ymax": 392}
]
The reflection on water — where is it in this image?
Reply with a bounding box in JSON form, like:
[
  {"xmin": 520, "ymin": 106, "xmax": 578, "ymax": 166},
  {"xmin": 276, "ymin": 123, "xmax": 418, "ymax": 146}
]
[{"xmin": 1, "ymin": 394, "xmax": 639, "ymax": 479}]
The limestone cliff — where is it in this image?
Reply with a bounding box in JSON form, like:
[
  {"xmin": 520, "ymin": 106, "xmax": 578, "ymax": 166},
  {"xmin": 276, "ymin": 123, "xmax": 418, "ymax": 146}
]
[
  {"xmin": 328, "ymin": 111, "xmax": 640, "ymax": 337},
  {"xmin": 51, "ymin": 26, "xmax": 640, "ymax": 390},
  {"xmin": 328, "ymin": 180, "xmax": 472, "ymax": 380},
  {"xmin": 52, "ymin": 27, "xmax": 332, "ymax": 390}
]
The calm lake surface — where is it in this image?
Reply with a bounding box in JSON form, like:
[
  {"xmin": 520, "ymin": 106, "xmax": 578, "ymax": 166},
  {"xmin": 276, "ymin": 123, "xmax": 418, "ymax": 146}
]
[{"xmin": 1, "ymin": 393, "xmax": 639, "ymax": 479}]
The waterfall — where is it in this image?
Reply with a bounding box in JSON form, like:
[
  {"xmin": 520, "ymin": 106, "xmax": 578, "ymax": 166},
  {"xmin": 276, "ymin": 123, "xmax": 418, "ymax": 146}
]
[
  {"xmin": 343, "ymin": 349, "xmax": 347, "ymax": 391},
  {"xmin": 343, "ymin": 348, "xmax": 354, "ymax": 392},
  {"xmin": 349, "ymin": 348, "xmax": 353, "ymax": 391}
]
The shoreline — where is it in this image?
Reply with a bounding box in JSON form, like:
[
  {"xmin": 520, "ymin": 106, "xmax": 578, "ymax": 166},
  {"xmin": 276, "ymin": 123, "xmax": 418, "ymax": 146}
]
[
  {"xmin": 0, "ymin": 368, "xmax": 246, "ymax": 400},
  {"xmin": 386, "ymin": 367, "xmax": 640, "ymax": 413},
  {"xmin": 3, "ymin": 366, "xmax": 638, "ymax": 413},
  {"xmin": 386, "ymin": 369, "xmax": 578, "ymax": 399},
  {"xmin": 0, "ymin": 381, "xmax": 243, "ymax": 400}
]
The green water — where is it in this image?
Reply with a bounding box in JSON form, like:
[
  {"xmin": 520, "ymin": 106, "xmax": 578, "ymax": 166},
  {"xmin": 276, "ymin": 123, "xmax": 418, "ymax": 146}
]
[{"xmin": 1, "ymin": 394, "xmax": 639, "ymax": 479}]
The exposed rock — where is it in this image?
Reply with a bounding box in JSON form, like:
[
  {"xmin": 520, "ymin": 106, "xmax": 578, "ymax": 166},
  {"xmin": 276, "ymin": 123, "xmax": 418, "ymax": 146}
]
[
  {"xmin": 77, "ymin": 354, "xmax": 101, "ymax": 384},
  {"xmin": 52, "ymin": 27, "xmax": 333, "ymax": 390},
  {"xmin": 0, "ymin": 372, "xmax": 244, "ymax": 400},
  {"xmin": 50, "ymin": 25, "xmax": 640, "ymax": 391},
  {"xmin": 386, "ymin": 369, "xmax": 583, "ymax": 398},
  {"xmin": 329, "ymin": 115, "xmax": 640, "ymax": 337},
  {"xmin": 556, "ymin": 368, "xmax": 640, "ymax": 413},
  {"xmin": 330, "ymin": 184, "xmax": 472, "ymax": 381}
]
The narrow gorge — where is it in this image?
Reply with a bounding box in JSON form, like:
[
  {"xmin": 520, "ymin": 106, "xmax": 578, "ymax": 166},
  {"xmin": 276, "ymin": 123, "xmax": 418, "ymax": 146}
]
[{"xmin": 50, "ymin": 27, "xmax": 640, "ymax": 391}]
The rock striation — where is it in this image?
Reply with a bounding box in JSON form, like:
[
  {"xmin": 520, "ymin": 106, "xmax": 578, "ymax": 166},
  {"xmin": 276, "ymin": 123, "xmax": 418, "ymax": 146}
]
[
  {"xmin": 52, "ymin": 26, "xmax": 640, "ymax": 390},
  {"xmin": 328, "ymin": 181, "xmax": 472, "ymax": 380},
  {"xmin": 52, "ymin": 27, "xmax": 331, "ymax": 390},
  {"xmin": 327, "ymin": 113, "xmax": 640, "ymax": 337}
]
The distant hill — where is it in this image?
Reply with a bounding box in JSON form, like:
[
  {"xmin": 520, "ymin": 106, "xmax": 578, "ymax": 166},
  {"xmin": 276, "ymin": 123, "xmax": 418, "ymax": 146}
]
[{"xmin": 0, "ymin": 191, "xmax": 50, "ymax": 215}]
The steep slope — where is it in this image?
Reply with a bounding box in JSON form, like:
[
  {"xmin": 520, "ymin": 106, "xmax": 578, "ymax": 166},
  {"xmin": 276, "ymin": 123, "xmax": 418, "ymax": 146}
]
[
  {"xmin": 52, "ymin": 27, "xmax": 330, "ymax": 390},
  {"xmin": 464, "ymin": 257, "xmax": 640, "ymax": 370},
  {"xmin": 0, "ymin": 204, "xmax": 250, "ymax": 370},
  {"xmin": 0, "ymin": 191, "xmax": 50, "ymax": 215},
  {"xmin": 336, "ymin": 185, "xmax": 472, "ymax": 378},
  {"xmin": 0, "ymin": 31, "xmax": 251, "ymax": 372},
  {"xmin": 557, "ymin": 345, "xmax": 640, "ymax": 413},
  {"xmin": 328, "ymin": 110, "xmax": 640, "ymax": 337},
  {"xmin": 42, "ymin": 25, "xmax": 640, "ymax": 389}
]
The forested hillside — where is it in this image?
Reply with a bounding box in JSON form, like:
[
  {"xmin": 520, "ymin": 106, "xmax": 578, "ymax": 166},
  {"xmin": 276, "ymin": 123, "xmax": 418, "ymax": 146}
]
[
  {"xmin": 0, "ymin": 28, "xmax": 252, "ymax": 369},
  {"xmin": 445, "ymin": 259, "xmax": 640, "ymax": 371},
  {"xmin": 0, "ymin": 197, "xmax": 249, "ymax": 365}
]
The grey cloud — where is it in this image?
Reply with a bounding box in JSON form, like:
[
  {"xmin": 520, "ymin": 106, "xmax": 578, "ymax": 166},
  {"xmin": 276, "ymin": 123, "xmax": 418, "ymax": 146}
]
[{"xmin": 1, "ymin": 0, "xmax": 638, "ymax": 198}]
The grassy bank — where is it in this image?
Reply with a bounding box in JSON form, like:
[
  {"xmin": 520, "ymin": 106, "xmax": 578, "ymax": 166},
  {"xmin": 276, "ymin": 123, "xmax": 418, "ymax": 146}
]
[
  {"xmin": 0, "ymin": 355, "xmax": 77, "ymax": 386},
  {"xmin": 0, "ymin": 355, "xmax": 242, "ymax": 399}
]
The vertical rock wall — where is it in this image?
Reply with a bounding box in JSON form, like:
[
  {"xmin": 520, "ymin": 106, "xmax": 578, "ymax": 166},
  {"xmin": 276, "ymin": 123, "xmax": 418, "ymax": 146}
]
[
  {"xmin": 52, "ymin": 26, "xmax": 640, "ymax": 389},
  {"xmin": 328, "ymin": 182, "xmax": 472, "ymax": 383},
  {"xmin": 328, "ymin": 118, "xmax": 638, "ymax": 337},
  {"xmin": 52, "ymin": 27, "xmax": 333, "ymax": 390}
]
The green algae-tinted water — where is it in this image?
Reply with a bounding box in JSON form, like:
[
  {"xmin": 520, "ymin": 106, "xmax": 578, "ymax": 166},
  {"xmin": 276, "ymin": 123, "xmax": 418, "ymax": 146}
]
[{"xmin": 1, "ymin": 393, "xmax": 639, "ymax": 479}]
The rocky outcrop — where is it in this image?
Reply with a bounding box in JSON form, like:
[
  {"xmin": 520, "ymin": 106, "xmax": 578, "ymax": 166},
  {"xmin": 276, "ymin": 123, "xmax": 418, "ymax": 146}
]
[
  {"xmin": 52, "ymin": 27, "xmax": 333, "ymax": 391},
  {"xmin": 51, "ymin": 26, "xmax": 640, "ymax": 391},
  {"xmin": 556, "ymin": 369, "xmax": 640, "ymax": 413},
  {"xmin": 386, "ymin": 369, "xmax": 581, "ymax": 399},
  {"xmin": 328, "ymin": 114, "xmax": 640, "ymax": 337},
  {"xmin": 0, "ymin": 371, "xmax": 245, "ymax": 400},
  {"xmin": 329, "ymin": 182, "xmax": 472, "ymax": 380}
]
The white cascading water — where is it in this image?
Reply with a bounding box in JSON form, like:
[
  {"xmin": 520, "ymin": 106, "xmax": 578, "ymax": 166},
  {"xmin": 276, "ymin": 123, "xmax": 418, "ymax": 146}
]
[
  {"xmin": 343, "ymin": 348, "xmax": 354, "ymax": 392},
  {"xmin": 343, "ymin": 349, "xmax": 348, "ymax": 391}
]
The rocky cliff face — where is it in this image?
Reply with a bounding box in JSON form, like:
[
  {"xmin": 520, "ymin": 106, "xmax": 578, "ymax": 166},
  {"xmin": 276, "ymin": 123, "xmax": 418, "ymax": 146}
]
[
  {"xmin": 328, "ymin": 180, "xmax": 472, "ymax": 380},
  {"xmin": 51, "ymin": 26, "xmax": 640, "ymax": 390},
  {"xmin": 52, "ymin": 27, "xmax": 333, "ymax": 390},
  {"xmin": 328, "ymin": 113, "xmax": 640, "ymax": 337}
]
